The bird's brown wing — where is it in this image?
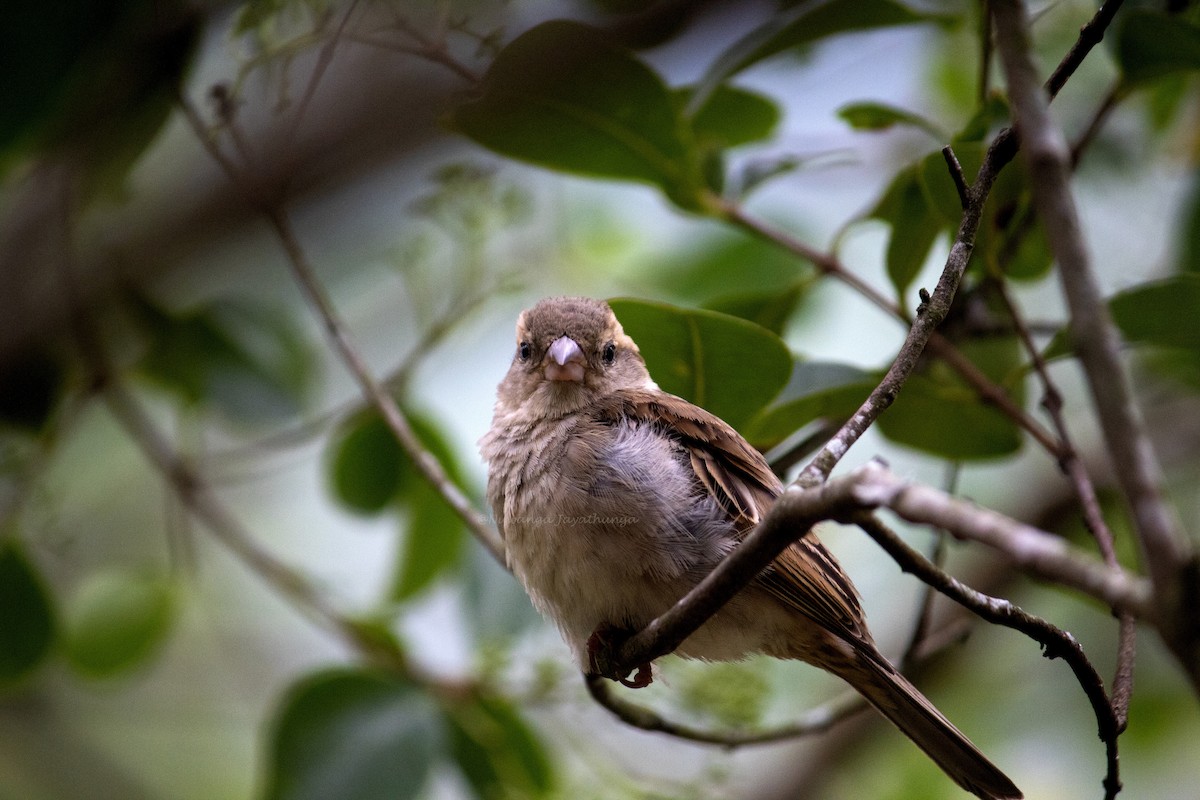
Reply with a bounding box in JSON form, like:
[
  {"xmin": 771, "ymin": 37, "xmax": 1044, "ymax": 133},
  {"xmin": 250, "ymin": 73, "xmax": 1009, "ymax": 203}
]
[{"xmin": 594, "ymin": 389, "xmax": 870, "ymax": 644}]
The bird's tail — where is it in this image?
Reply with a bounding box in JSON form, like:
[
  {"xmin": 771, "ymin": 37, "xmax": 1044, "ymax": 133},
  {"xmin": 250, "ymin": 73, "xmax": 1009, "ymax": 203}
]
[{"xmin": 832, "ymin": 651, "xmax": 1023, "ymax": 800}]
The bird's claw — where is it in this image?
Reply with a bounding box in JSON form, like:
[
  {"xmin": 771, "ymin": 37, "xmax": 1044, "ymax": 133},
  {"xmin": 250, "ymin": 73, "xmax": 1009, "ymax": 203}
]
[{"xmin": 587, "ymin": 624, "xmax": 654, "ymax": 688}]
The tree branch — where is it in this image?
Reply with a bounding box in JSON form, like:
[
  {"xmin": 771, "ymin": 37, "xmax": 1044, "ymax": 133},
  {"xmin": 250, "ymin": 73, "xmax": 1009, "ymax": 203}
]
[
  {"xmin": 606, "ymin": 461, "xmax": 1152, "ymax": 683},
  {"xmin": 990, "ymin": 0, "xmax": 1196, "ymax": 685}
]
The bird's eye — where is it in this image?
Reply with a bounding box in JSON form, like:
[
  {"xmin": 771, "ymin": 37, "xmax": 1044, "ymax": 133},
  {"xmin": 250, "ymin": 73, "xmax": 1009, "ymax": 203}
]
[
  {"xmin": 602, "ymin": 342, "xmax": 616, "ymax": 365},
  {"xmin": 518, "ymin": 342, "xmax": 532, "ymax": 361}
]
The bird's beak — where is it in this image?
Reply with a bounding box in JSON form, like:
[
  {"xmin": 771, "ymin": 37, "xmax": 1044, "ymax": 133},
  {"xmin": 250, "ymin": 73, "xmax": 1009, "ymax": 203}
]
[{"xmin": 544, "ymin": 336, "xmax": 585, "ymax": 382}]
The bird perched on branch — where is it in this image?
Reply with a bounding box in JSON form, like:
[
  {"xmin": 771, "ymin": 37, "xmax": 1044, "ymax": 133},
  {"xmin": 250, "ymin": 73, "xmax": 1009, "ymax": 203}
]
[{"xmin": 480, "ymin": 296, "xmax": 1021, "ymax": 800}]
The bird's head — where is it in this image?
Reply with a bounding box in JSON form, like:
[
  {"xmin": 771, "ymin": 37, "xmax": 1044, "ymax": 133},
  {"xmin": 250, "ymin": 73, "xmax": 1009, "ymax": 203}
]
[{"xmin": 497, "ymin": 297, "xmax": 655, "ymax": 416}]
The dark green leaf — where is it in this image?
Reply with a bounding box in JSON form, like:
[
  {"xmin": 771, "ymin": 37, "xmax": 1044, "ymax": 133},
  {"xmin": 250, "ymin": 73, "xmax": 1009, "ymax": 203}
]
[
  {"xmin": 743, "ymin": 361, "xmax": 877, "ymax": 449},
  {"xmin": 645, "ymin": 230, "xmax": 814, "ymax": 309},
  {"xmin": 1117, "ymin": 11, "xmax": 1200, "ymax": 83},
  {"xmin": 954, "ymin": 93, "xmax": 1010, "ymax": 143},
  {"xmin": 606, "ymin": 299, "xmax": 792, "ymax": 428},
  {"xmin": 0, "ymin": 540, "xmax": 55, "ymax": 683},
  {"xmin": 448, "ymin": 21, "xmax": 705, "ymax": 209},
  {"xmin": 678, "ymin": 85, "xmax": 781, "ymax": 149},
  {"xmin": 445, "ymin": 693, "xmax": 554, "ymax": 800},
  {"xmin": 0, "ymin": 348, "xmax": 63, "ymax": 432},
  {"xmin": 692, "ymin": 0, "xmax": 943, "ymax": 112},
  {"xmin": 1179, "ymin": 172, "xmax": 1200, "ymax": 274},
  {"xmin": 390, "ymin": 410, "xmax": 470, "ymax": 600},
  {"xmin": 1110, "ymin": 274, "xmax": 1200, "ymax": 350},
  {"xmin": 837, "ymin": 101, "xmax": 942, "ymax": 137},
  {"xmin": 877, "ymin": 374, "xmax": 1022, "ymax": 459},
  {"xmin": 392, "ymin": 480, "xmax": 466, "ymax": 601},
  {"xmin": 919, "ymin": 144, "xmax": 984, "ymax": 224},
  {"xmin": 265, "ymin": 669, "xmax": 438, "ymax": 800},
  {"xmin": 868, "ymin": 164, "xmax": 946, "ymax": 299},
  {"xmin": 63, "ymin": 571, "xmax": 174, "ymax": 678},
  {"xmin": 329, "ymin": 412, "xmax": 406, "ymax": 515},
  {"xmin": 134, "ymin": 296, "xmax": 311, "ymax": 423},
  {"xmin": 704, "ymin": 282, "xmax": 811, "ymax": 336}
]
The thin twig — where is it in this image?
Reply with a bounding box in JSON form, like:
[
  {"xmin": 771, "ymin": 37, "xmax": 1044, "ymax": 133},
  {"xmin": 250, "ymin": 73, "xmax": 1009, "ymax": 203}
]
[
  {"xmin": 263, "ymin": 206, "xmax": 505, "ymax": 563},
  {"xmin": 584, "ymin": 674, "xmax": 868, "ymax": 746},
  {"xmin": 991, "ymin": 0, "xmax": 1195, "ymax": 690},
  {"xmin": 604, "ymin": 461, "xmax": 1152, "ymax": 683},
  {"xmin": 854, "ymin": 513, "xmax": 1122, "ymax": 797},
  {"xmin": 176, "ymin": 92, "xmax": 505, "ymax": 565},
  {"xmin": 941, "ymin": 145, "xmax": 970, "ymax": 210}
]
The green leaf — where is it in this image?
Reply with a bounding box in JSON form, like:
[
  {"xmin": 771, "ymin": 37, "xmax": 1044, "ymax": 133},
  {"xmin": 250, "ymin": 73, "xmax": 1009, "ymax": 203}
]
[
  {"xmin": 1117, "ymin": 11, "xmax": 1200, "ymax": 83},
  {"xmin": 133, "ymin": 295, "xmax": 311, "ymax": 423},
  {"xmin": 390, "ymin": 410, "xmax": 469, "ymax": 601},
  {"xmin": 1179, "ymin": 172, "xmax": 1200, "ymax": 274},
  {"xmin": 606, "ymin": 299, "xmax": 792, "ymax": 429},
  {"xmin": 392, "ymin": 480, "xmax": 466, "ymax": 601},
  {"xmin": 0, "ymin": 541, "xmax": 55, "ymax": 683},
  {"xmin": 1109, "ymin": 274, "xmax": 1200, "ymax": 350},
  {"xmin": 878, "ymin": 336, "xmax": 1024, "ymax": 460},
  {"xmin": 837, "ymin": 101, "xmax": 943, "ymax": 137},
  {"xmin": 448, "ymin": 20, "xmax": 705, "ymax": 209},
  {"xmin": 328, "ymin": 412, "xmax": 406, "ymax": 516},
  {"xmin": 692, "ymin": 0, "xmax": 942, "ymax": 112},
  {"xmin": 704, "ymin": 282, "xmax": 811, "ymax": 336},
  {"xmin": 919, "ymin": 144, "xmax": 984, "ymax": 224},
  {"xmin": 877, "ymin": 374, "xmax": 1022, "ymax": 459},
  {"xmin": 63, "ymin": 571, "xmax": 174, "ymax": 678},
  {"xmin": 265, "ymin": 669, "xmax": 438, "ymax": 800},
  {"xmin": 743, "ymin": 361, "xmax": 877, "ymax": 449},
  {"xmin": 643, "ymin": 230, "xmax": 814, "ymax": 333},
  {"xmin": 868, "ymin": 164, "xmax": 946, "ymax": 299},
  {"xmin": 445, "ymin": 694, "xmax": 554, "ymax": 800},
  {"xmin": 678, "ymin": 84, "xmax": 781, "ymax": 149}
]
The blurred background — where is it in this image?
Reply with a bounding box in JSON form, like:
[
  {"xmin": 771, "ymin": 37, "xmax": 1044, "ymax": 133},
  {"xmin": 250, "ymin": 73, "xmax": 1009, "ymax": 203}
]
[{"xmin": 2, "ymin": 0, "xmax": 1199, "ymax": 798}]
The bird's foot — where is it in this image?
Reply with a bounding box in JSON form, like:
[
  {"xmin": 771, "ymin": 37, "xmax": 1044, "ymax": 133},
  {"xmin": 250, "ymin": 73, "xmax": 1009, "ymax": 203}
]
[{"xmin": 587, "ymin": 624, "xmax": 653, "ymax": 688}]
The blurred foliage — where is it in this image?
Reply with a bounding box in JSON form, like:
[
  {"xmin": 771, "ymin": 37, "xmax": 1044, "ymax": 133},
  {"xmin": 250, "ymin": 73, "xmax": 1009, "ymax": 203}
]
[{"xmin": 3, "ymin": 1, "xmax": 1200, "ymax": 799}]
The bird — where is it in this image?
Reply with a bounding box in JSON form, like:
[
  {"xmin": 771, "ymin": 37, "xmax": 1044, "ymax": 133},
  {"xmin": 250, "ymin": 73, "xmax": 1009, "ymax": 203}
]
[{"xmin": 479, "ymin": 296, "xmax": 1022, "ymax": 800}]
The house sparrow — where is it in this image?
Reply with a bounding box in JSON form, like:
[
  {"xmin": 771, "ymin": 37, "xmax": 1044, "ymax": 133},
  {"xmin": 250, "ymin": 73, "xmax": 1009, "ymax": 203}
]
[{"xmin": 480, "ymin": 296, "xmax": 1021, "ymax": 800}]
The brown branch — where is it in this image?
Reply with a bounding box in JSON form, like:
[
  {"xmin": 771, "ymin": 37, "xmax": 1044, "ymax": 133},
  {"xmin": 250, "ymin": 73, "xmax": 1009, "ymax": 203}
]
[
  {"xmin": 853, "ymin": 513, "xmax": 1122, "ymax": 798},
  {"xmin": 263, "ymin": 206, "xmax": 505, "ymax": 564},
  {"xmin": 991, "ymin": 0, "xmax": 1196, "ymax": 688},
  {"xmin": 176, "ymin": 93, "xmax": 506, "ymax": 566},
  {"xmin": 584, "ymin": 673, "xmax": 868, "ymax": 746},
  {"xmin": 605, "ymin": 461, "xmax": 1152, "ymax": 684}
]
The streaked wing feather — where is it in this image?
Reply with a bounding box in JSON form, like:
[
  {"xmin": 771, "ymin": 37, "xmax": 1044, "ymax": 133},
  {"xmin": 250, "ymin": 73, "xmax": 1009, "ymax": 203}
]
[{"xmin": 594, "ymin": 389, "xmax": 870, "ymax": 643}]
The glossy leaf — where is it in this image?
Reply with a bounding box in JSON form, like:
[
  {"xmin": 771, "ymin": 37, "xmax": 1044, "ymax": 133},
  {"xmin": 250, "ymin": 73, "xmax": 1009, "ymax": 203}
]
[
  {"xmin": 1110, "ymin": 274, "xmax": 1200, "ymax": 350},
  {"xmin": 134, "ymin": 296, "xmax": 311, "ymax": 424},
  {"xmin": 704, "ymin": 282, "xmax": 811, "ymax": 336},
  {"xmin": 877, "ymin": 374, "xmax": 1022, "ymax": 459},
  {"xmin": 646, "ymin": 231, "xmax": 814, "ymax": 308},
  {"xmin": 390, "ymin": 410, "xmax": 470, "ymax": 601},
  {"xmin": 744, "ymin": 361, "xmax": 877, "ymax": 449},
  {"xmin": 448, "ymin": 21, "xmax": 705, "ymax": 208},
  {"xmin": 1117, "ymin": 11, "xmax": 1200, "ymax": 83},
  {"xmin": 606, "ymin": 299, "xmax": 792, "ymax": 428},
  {"xmin": 879, "ymin": 336, "xmax": 1024, "ymax": 460},
  {"xmin": 392, "ymin": 480, "xmax": 466, "ymax": 601},
  {"xmin": 692, "ymin": 0, "xmax": 940, "ymax": 111},
  {"xmin": 329, "ymin": 412, "xmax": 406, "ymax": 515},
  {"xmin": 678, "ymin": 84, "xmax": 781, "ymax": 149},
  {"xmin": 1180, "ymin": 173, "xmax": 1200, "ymax": 274},
  {"xmin": 868, "ymin": 164, "xmax": 946, "ymax": 299},
  {"xmin": 265, "ymin": 669, "xmax": 438, "ymax": 800},
  {"xmin": 445, "ymin": 694, "xmax": 554, "ymax": 800},
  {"xmin": 838, "ymin": 101, "xmax": 942, "ymax": 137},
  {"xmin": 63, "ymin": 571, "xmax": 174, "ymax": 678},
  {"xmin": 0, "ymin": 541, "xmax": 55, "ymax": 683}
]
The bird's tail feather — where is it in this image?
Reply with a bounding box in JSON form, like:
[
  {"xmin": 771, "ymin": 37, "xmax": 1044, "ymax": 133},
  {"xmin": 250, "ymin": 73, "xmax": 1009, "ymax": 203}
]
[{"xmin": 835, "ymin": 652, "xmax": 1023, "ymax": 800}]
